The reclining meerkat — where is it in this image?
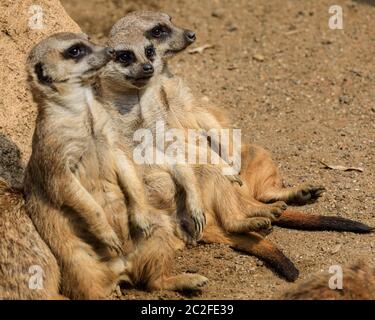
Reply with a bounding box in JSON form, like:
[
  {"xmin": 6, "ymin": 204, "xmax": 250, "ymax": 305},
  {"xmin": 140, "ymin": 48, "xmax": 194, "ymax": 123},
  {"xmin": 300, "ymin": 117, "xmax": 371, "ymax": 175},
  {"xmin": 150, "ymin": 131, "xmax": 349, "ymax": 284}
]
[
  {"xmin": 108, "ymin": 11, "xmax": 374, "ymax": 235},
  {"xmin": 98, "ymin": 12, "xmax": 373, "ymax": 282},
  {"xmin": 0, "ymin": 179, "xmax": 63, "ymax": 299},
  {"xmin": 100, "ymin": 21, "xmax": 301, "ymax": 281},
  {"xmin": 24, "ymin": 32, "xmax": 208, "ymax": 299},
  {"xmin": 101, "ymin": 28, "xmax": 287, "ymax": 239}
]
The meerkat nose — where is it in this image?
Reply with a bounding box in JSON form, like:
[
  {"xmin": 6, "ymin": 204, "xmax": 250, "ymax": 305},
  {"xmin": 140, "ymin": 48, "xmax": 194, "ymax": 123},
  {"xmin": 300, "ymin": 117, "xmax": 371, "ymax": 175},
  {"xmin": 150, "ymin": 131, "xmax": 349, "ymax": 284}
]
[
  {"xmin": 105, "ymin": 47, "xmax": 115, "ymax": 57},
  {"xmin": 185, "ymin": 30, "xmax": 196, "ymax": 43},
  {"xmin": 142, "ymin": 63, "xmax": 154, "ymax": 74}
]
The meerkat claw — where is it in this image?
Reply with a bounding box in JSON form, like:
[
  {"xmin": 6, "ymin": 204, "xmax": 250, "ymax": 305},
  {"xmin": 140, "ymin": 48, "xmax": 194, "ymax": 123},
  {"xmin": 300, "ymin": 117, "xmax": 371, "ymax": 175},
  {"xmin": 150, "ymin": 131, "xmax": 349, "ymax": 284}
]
[{"xmin": 191, "ymin": 209, "xmax": 205, "ymax": 239}]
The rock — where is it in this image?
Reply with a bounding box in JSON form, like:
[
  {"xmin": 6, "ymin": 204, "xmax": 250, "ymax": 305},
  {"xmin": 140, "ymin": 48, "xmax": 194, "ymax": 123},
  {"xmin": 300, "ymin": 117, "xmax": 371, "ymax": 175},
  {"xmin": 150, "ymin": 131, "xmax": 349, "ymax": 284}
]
[
  {"xmin": 256, "ymin": 260, "xmax": 264, "ymax": 266},
  {"xmin": 253, "ymin": 54, "xmax": 265, "ymax": 62},
  {"xmin": 0, "ymin": 0, "xmax": 80, "ymax": 181},
  {"xmin": 227, "ymin": 24, "xmax": 238, "ymax": 32},
  {"xmin": 186, "ymin": 267, "xmax": 199, "ymax": 274},
  {"xmin": 339, "ymin": 95, "xmax": 350, "ymax": 105},
  {"xmin": 321, "ymin": 39, "xmax": 333, "ymax": 45},
  {"xmin": 211, "ymin": 10, "xmax": 224, "ymax": 19}
]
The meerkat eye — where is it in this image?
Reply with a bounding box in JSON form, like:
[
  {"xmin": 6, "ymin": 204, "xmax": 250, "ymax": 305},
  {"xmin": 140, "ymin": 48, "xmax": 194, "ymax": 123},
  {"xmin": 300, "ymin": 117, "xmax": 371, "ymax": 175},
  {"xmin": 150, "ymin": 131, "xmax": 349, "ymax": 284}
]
[
  {"xmin": 69, "ymin": 47, "xmax": 81, "ymax": 57},
  {"xmin": 151, "ymin": 27, "xmax": 162, "ymax": 37},
  {"xmin": 63, "ymin": 43, "xmax": 89, "ymax": 60},
  {"xmin": 116, "ymin": 51, "xmax": 135, "ymax": 65},
  {"xmin": 145, "ymin": 46, "xmax": 155, "ymax": 58},
  {"xmin": 150, "ymin": 25, "xmax": 170, "ymax": 38}
]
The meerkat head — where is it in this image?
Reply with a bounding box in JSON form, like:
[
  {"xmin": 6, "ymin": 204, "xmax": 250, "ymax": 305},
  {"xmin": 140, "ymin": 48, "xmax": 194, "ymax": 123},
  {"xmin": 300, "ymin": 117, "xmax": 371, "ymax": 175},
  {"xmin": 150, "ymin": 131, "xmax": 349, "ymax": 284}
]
[
  {"xmin": 102, "ymin": 31, "xmax": 163, "ymax": 90},
  {"xmin": 27, "ymin": 32, "xmax": 114, "ymax": 96},
  {"xmin": 109, "ymin": 11, "xmax": 196, "ymax": 59}
]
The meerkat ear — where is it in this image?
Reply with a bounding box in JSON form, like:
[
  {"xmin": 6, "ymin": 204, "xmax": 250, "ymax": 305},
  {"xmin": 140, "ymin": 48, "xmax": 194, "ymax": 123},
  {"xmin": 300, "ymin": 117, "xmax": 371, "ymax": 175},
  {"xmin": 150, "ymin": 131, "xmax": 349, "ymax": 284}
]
[{"xmin": 34, "ymin": 62, "xmax": 53, "ymax": 85}]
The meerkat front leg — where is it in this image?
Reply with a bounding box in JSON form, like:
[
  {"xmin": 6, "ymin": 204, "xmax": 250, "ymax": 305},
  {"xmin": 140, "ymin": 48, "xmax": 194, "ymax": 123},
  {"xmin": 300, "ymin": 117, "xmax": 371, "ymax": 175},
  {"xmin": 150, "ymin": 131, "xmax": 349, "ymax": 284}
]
[
  {"xmin": 168, "ymin": 164, "xmax": 206, "ymax": 239},
  {"xmin": 113, "ymin": 149, "xmax": 153, "ymax": 237},
  {"xmin": 61, "ymin": 171, "xmax": 123, "ymax": 255}
]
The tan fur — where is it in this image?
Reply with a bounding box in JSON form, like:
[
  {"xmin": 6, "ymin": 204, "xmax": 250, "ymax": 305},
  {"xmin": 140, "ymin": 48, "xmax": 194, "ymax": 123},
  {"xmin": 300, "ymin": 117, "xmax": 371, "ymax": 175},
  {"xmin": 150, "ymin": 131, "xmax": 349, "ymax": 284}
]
[
  {"xmin": 0, "ymin": 179, "xmax": 63, "ymax": 299},
  {"xmin": 23, "ymin": 32, "xmax": 208, "ymax": 299},
  {"xmin": 280, "ymin": 260, "xmax": 375, "ymax": 300}
]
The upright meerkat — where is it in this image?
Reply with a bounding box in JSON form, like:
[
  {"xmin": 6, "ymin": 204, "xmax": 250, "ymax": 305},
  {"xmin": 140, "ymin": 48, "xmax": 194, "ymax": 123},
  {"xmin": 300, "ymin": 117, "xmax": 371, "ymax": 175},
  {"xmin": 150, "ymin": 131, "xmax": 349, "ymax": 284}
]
[
  {"xmin": 0, "ymin": 179, "xmax": 63, "ymax": 299},
  {"xmin": 24, "ymin": 32, "xmax": 208, "ymax": 299}
]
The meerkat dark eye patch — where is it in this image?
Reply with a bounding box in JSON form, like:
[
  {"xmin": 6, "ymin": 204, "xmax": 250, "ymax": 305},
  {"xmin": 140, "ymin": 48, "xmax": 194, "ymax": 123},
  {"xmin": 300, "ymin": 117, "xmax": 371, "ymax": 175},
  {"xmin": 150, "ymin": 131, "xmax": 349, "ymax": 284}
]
[
  {"xmin": 115, "ymin": 50, "xmax": 135, "ymax": 66},
  {"xmin": 145, "ymin": 45, "xmax": 156, "ymax": 60},
  {"xmin": 146, "ymin": 24, "xmax": 171, "ymax": 40},
  {"xmin": 34, "ymin": 62, "xmax": 53, "ymax": 85},
  {"xmin": 62, "ymin": 43, "xmax": 92, "ymax": 61}
]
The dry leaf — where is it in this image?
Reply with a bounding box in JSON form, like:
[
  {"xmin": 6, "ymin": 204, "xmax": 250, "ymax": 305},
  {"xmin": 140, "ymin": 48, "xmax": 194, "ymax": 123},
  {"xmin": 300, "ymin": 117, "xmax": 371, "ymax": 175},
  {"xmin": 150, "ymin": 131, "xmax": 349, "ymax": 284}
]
[
  {"xmin": 320, "ymin": 160, "xmax": 364, "ymax": 172},
  {"xmin": 188, "ymin": 44, "xmax": 214, "ymax": 54}
]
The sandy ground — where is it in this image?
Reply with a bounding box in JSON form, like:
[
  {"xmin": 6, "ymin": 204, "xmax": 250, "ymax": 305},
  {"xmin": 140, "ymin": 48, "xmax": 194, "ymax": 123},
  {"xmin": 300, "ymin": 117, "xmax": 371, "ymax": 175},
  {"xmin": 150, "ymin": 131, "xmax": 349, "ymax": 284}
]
[{"xmin": 0, "ymin": 0, "xmax": 373, "ymax": 299}]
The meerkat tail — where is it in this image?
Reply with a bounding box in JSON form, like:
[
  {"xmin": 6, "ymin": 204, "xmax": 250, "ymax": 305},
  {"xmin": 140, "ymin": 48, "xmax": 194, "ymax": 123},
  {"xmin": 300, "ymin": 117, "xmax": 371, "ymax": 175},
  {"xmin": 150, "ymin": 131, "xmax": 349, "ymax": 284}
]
[
  {"xmin": 274, "ymin": 209, "xmax": 374, "ymax": 233},
  {"xmin": 202, "ymin": 225, "xmax": 299, "ymax": 282}
]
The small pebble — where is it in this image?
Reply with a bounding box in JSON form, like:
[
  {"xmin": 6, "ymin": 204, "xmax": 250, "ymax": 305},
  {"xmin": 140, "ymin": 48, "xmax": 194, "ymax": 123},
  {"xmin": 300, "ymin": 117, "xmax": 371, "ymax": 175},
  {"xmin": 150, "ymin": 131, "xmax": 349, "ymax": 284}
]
[{"xmin": 253, "ymin": 54, "xmax": 265, "ymax": 62}]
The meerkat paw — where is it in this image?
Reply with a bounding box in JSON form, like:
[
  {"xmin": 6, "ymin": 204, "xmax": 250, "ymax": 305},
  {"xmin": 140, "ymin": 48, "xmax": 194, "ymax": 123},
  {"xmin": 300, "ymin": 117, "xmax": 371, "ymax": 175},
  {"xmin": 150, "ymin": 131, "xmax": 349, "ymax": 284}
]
[
  {"xmin": 248, "ymin": 201, "xmax": 287, "ymax": 220},
  {"xmin": 132, "ymin": 214, "xmax": 154, "ymax": 238},
  {"xmin": 288, "ymin": 184, "xmax": 326, "ymax": 205},
  {"xmin": 270, "ymin": 201, "xmax": 288, "ymax": 217},
  {"xmin": 226, "ymin": 174, "xmax": 243, "ymax": 186},
  {"xmin": 176, "ymin": 225, "xmax": 197, "ymax": 246},
  {"xmin": 257, "ymin": 225, "xmax": 274, "ymax": 237},
  {"xmin": 190, "ymin": 208, "xmax": 206, "ymax": 240},
  {"xmin": 181, "ymin": 274, "xmax": 209, "ymax": 291},
  {"xmin": 100, "ymin": 229, "xmax": 123, "ymax": 255},
  {"xmin": 245, "ymin": 217, "xmax": 272, "ymax": 232}
]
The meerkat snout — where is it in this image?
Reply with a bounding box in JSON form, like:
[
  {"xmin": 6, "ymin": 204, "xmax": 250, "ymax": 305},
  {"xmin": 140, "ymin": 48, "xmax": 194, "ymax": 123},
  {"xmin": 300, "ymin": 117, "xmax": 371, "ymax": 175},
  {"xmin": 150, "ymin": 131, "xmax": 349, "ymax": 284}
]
[
  {"xmin": 184, "ymin": 30, "xmax": 196, "ymax": 44},
  {"xmin": 142, "ymin": 63, "xmax": 154, "ymax": 74}
]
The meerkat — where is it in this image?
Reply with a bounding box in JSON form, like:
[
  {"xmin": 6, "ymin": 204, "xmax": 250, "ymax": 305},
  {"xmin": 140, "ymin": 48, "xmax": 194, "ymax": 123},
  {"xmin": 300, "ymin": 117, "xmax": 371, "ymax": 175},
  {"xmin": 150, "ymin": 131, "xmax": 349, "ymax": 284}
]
[
  {"xmin": 109, "ymin": 11, "xmax": 373, "ymax": 235},
  {"xmin": 24, "ymin": 32, "xmax": 208, "ymax": 299},
  {"xmin": 101, "ymin": 30, "xmax": 288, "ymax": 239},
  {"xmin": 0, "ymin": 179, "xmax": 63, "ymax": 299},
  {"xmin": 99, "ymin": 25, "xmax": 301, "ymax": 281},
  {"xmin": 279, "ymin": 260, "xmax": 375, "ymax": 300}
]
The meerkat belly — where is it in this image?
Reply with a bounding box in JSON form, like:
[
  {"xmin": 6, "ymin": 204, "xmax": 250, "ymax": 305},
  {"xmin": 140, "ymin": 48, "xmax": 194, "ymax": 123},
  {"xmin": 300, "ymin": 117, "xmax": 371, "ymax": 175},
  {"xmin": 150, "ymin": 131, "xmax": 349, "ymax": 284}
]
[
  {"xmin": 98, "ymin": 142, "xmax": 130, "ymax": 244},
  {"xmin": 66, "ymin": 142, "xmax": 129, "ymax": 248}
]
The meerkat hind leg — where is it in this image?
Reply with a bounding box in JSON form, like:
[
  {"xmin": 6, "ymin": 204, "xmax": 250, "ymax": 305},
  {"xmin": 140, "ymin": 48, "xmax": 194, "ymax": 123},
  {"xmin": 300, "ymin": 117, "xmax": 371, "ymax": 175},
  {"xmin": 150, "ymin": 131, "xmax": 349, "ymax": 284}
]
[{"xmin": 259, "ymin": 184, "xmax": 326, "ymax": 206}]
